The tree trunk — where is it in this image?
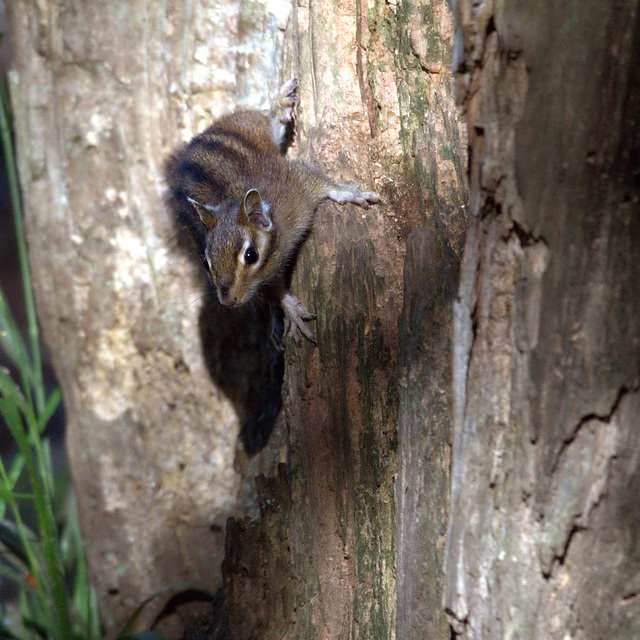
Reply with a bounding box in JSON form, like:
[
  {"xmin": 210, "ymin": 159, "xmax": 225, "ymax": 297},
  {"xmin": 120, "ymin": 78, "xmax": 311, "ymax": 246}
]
[
  {"xmin": 6, "ymin": 0, "xmax": 293, "ymax": 632},
  {"xmin": 444, "ymin": 0, "xmax": 640, "ymax": 638},
  {"xmin": 220, "ymin": 0, "xmax": 466, "ymax": 638},
  {"xmin": 7, "ymin": 0, "xmax": 467, "ymax": 637}
]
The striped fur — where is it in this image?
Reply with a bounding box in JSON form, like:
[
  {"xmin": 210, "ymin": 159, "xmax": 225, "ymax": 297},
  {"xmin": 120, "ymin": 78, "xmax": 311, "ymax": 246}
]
[{"xmin": 164, "ymin": 80, "xmax": 380, "ymax": 340}]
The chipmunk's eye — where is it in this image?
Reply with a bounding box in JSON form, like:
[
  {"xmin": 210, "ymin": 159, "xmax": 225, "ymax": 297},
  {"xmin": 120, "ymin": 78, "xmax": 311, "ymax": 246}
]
[
  {"xmin": 203, "ymin": 255, "xmax": 210, "ymax": 272},
  {"xmin": 244, "ymin": 247, "xmax": 258, "ymax": 266}
]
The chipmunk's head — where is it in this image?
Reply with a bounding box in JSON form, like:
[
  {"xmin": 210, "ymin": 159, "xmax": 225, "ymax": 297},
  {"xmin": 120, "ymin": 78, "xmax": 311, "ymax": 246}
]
[{"xmin": 189, "ymin": 189, "xmax": 276, "ymax": 307}]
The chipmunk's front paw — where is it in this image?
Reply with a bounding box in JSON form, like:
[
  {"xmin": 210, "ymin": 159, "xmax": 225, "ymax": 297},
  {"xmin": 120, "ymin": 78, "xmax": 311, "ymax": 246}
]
[
  {"xmin": 348, "ymin": 190, "xmax": 381, "ymax": 209},
  {"xmin": 272, "ymin": 78, "xmax": 299, "ymax": 150},
  {"xmin": 278, "ymin": 77, "xmax": 299, "ymax": 124},
  {"xmin": 328, "ymin": 183, "xmax": 381, "ymax": 209},
  {"xmin": 282, "ymin": 292, "xmax": 317, "ymax": 345}
]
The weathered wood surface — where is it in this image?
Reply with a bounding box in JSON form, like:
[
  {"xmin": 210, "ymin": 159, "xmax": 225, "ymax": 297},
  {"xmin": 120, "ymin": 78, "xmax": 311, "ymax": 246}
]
[
  {"xmin": 393, "ymin": 3, "xmax": 467, "ymax": 638},
  {"xmin": 270, "ymin": 1, "xmax": 402, "ymax": 636},
  {"xmin": 396, "ymin": 228, "xmax": 459, "ymax": 640},
  {"xmin": 444, "ymin": 0, "xmax": 640, "ymax": 637},
  {"xmin": 8, "ymin": 0, "xmax": 468, "ymax": 636},
  {"xmin": 6, "ymin": 0, "xmax": 291, "ymax": 631},
  {"xmin": 262, "ymin": 0, "xmax": 466, "ymax": 637}
]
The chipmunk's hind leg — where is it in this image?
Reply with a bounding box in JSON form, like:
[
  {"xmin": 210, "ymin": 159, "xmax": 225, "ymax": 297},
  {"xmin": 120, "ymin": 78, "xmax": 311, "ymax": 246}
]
[{"xmin": 271, "ymin": 77, "xmax": 299, "ymax": 154}]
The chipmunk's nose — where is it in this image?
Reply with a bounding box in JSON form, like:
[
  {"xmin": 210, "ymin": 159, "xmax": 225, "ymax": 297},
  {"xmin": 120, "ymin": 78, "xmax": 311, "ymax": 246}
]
[{"xmin": 217, "ymin": 280, "xmax": 237, "ymax": 306}]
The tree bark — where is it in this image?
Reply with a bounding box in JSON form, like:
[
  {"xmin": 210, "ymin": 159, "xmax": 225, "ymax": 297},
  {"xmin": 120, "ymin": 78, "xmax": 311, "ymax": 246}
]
[
  {"xmin": 392, "ymin": 3, "xmax": 467, "ymax": 639},
  {"xmin": 7, "ymin": 0, "xmax": 467, "ymax": 637},
  {"xmin": 6, "ymin": 0, "xmax": 292, "ymax": 632},
  {"xmin": 444, "ymin": 0, "xmax": 640, "ymax": 638},
  {"xmin": 219, "ymin": 0, "xmax": 466, "ymax": 638}
]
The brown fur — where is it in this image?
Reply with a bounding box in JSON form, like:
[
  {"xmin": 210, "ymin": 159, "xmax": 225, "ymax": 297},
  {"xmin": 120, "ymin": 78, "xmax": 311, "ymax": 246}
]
[{"xmin": 164, "ymin": 80, "xmax": 380, "ymax": 341}]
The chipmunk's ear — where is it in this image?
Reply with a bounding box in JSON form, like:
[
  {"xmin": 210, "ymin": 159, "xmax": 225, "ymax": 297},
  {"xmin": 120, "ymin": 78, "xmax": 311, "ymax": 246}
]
[
  {"xmin": 187, "ymin": 196, "xmax": 218, "ymax": 230},
  {"xmin": 239, "ymin": 189, "xmax": 273, "ymax": 231}
]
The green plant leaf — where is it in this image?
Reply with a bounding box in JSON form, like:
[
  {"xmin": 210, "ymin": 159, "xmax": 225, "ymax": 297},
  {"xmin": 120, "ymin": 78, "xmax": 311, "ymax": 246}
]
[
  {"xmin": 37, "ymin": 388, "xmax": 62, "ymax": 434},
  {"xmin": 0, "ymin": 518, "xmax": 35, "ymax": 566},
  {"xmin": 0, "ymin": 286, "xmax": 31, "ymax": 378},
  {"xmin": 0, "ymin": 366, "xmax": 28, "ymax": 414},
  {"xmin": 0, "ymin": 558, "xmax": 23, "ymax": 583},
  {"xmin": 6, "ymin": 451, "xmax": 25, "ymax": 487},
  {"xmin": 1, "ymin": 69, "xmax": 44, "ymax": 415},
  {"xmin": 0, "ymin": 398, "xmax": 25, "ymax": 449},
  {"xmin": 115, "ymin": 591, "xmax": 169, "ymax": 636},
  {"xmin": 22, "ymin": 614, "xmax": 49, "ymax": 640}
]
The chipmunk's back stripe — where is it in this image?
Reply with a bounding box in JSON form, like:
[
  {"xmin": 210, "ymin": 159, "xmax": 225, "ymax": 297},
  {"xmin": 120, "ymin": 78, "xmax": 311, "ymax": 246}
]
[
  {"xmin": 179, "ymin": 159, "xmax": 209, "ymax": 184},
  {"xmin": 191, "ymin": 135, "xmax": 250, "ymax": 169},
  {"xmin": 178, "ymin": 159, "xmax": 229, "ymax": 199},
  {"xmin": 210, "ymin": 127, "xmax": 262, "ymax": 156}
]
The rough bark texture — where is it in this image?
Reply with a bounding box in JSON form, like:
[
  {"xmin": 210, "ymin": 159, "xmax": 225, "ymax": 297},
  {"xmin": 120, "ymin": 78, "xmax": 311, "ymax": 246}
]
[
  {"xmin": 7, "ymin": 0, "xmax": 467, "ymax": 637},
  {"xmin": 6, "ymin": 0, "xmax": 291, "ymax": 632},
  {"xmin": 218, "ymin": 0, "xmax": 466, "ymax": 637},
  {"xmin": 393, "ymin": 3, "xmax": 466, "ymax": 639},
  {"xmin": 396, "ymin": 228, "xmax": 458, "ymax": 640},
  {"xmin": 444, "ymin": 0, "xmax": 640, "ymax": 638}
]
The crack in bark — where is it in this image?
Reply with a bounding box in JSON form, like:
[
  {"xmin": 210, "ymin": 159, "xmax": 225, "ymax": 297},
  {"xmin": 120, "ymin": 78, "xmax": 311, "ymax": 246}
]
[
  {"xmin": 621, "ymin": 591, "xmax": 640, "ymax": 604},
  {"xmin": 540, "ymin": 385, "xmax": 640, "ymax": 578},
  {"xmin": 509, "ymin": 219, "xmax": 547, "ymax": 249},
  {"xmin": 355, "ymin": 0, "xmax": 377, "ymax": 138},
  {"xmin": 444, "ymin": 606, "xmax": 468, "ymax": 638},
  {"xmin": 542, "ymin": 521, "xmax": 586, "ymax": 579},
  {"xmin": 552, "ymin": 384, "xmax": 638, "ymax": 475}
]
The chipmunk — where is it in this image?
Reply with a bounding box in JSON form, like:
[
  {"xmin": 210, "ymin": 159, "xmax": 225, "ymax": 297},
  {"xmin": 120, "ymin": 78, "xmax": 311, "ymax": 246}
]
[{"xmin": 164, "ymin": 78, "xmax": 380, "ymax": 343}]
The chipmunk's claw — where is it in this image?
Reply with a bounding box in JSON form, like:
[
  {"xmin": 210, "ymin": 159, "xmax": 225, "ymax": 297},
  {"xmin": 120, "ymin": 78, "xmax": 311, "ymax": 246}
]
[{"xmin": 282, "ymin": 293, "xmax": 317, "ymax": 345}]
